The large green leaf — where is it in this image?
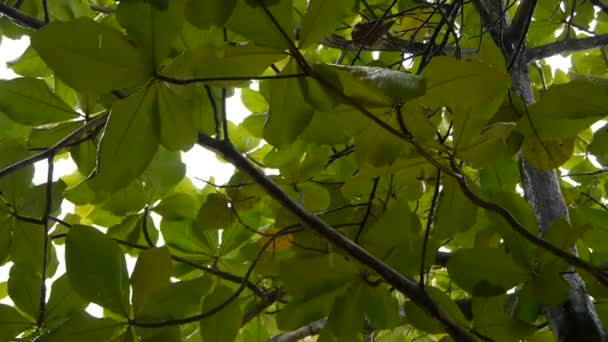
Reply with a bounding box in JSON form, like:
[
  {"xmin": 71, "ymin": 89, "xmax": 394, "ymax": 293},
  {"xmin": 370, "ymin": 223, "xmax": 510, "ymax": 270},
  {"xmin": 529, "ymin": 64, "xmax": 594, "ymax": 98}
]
[
  {"xmin": 139, "ymin": 276, "xmax": 213, "ymax": 322},
  {"xmin": 299, "ymin": 0, "xmax": 352, "ymax": 49},
  {"xmin": 131, "ymin": 247, "xmax": 172, "ymax": 316},
  {"xmin": 117, "ymin": 0, "xmax": 185, "ymax": 67},
  {"xmin": 9, "ymin": 221, "xmax": 58, "ymax": 276},
  {"xmin": 199, "ymin": 285, "xmax": 242, "ymax": 342},
  {"xmin": 185, "ymin": 0, "xmax": 237, "ymax": 29},
  {"xmin": 472, "ymin": 296, "xmax": 536, "ymax": 341},
  {"xmin": 433, "ymin": 177, "xmax": 478, "ymax": 240},
  {"xmin": 328, "ymin": 65, "xmax": 426, "ymax": 100},
  {"xmin": 7, "ymin": 265, "xmax": 40, "ymax": 320},
  {"xmin": 0, "ymin": 304, "xmax": 32, "ymax": 341},
  {"xmin": 162, "ymin": 44, "xmax": 286, "ymax": 80},
  {"xmin": 360, "ymin": 198, "xmax": 428, "ymax": 277},
  {"xmin": 448, "ymin": 247, "xmax": 530, "ymax": 296},
  {"xmin": 517, "ymin": 78, "xmax": 608, "ymax": 138},
  {"xmin": 403, "ymin": 286, "xmax": 470, "ymax": 334},
  {"xmin": 318, "ymin": 282, "xmax": 365, "ymax": 341},
  {"xmin": 66, "ymin": 225, "xmax": 130, "ymax": 317},
  {"xmin": 156, "ymin": 82, "xmax": 197, "ymax": 151},
  {"xmin": 0, "ymin": 78, "xmax": 76, "ymax": 125},
  {"xmin": 225, "ymin": 0, "xmax": 294, "ymax": 49},
  {"xmin": 44, "ymin": 312, "xmax": 125, "ymax": 342},
  {"xmin": 31, "ymin": 18, "xmax": 152, "ymax": 94},
  {"xmin": 89, "ymin": 87, "xmax": 159, "ymax": 194},
  {"xmin": 420, "ymin": 57, "xmax": 510, "ymax": 148},
  {"xmin": 45, "ymin": 275, "xmax": 88, "ymax": 328},
  {"xmin": 264, "ymin": 59, "xmax": 313, "ymax": 147}
]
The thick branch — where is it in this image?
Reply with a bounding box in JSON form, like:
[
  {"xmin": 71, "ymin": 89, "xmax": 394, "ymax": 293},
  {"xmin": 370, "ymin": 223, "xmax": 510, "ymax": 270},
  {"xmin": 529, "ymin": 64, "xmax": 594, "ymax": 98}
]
[
  {"xmin": 526, "ymin": 34, "xmax": 608, "ymax": 62},
  {"xmin": 197, "ymin": 135, "xmax": 476, "ymax": 342},
  {"xmin": 0, "ymin": 2, "xmax": 44, "ymax": 29},
  {"xmin": 509, "ymin": 0, "xmax": 538, "ymax": 43}
]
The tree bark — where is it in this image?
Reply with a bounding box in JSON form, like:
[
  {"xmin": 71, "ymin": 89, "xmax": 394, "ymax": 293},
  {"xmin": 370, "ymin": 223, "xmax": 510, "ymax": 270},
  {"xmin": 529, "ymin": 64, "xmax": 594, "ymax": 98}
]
[{"xmin": 474, "ymin": 1, "xmax": 607, "ymax": 340}]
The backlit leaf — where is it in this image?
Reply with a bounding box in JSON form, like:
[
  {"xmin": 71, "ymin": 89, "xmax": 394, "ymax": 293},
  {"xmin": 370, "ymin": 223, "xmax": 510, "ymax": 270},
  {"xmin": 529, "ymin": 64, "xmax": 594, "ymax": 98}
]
[{"xmin": 31, "ymin": 18, "xmax": 152, "ymax": 94}]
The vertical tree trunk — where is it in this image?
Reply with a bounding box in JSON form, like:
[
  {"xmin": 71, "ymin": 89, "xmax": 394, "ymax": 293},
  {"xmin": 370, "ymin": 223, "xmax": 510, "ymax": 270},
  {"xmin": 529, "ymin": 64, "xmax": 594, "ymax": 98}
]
[{"xmin": 474, "ymin": 1, "xmax": 607, "ymax": 340}]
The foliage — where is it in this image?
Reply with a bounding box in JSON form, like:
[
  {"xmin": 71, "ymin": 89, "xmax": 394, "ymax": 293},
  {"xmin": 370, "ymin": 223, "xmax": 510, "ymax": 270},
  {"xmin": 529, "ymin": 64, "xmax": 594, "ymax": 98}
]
[{"xmin": 0, "ymin": 0, "xmax": 607, "ymax": 341}]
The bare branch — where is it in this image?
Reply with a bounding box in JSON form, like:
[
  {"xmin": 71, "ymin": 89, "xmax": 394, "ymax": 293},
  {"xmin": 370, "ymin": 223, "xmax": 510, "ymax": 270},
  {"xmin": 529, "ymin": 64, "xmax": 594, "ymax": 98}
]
[
  {"xmin": 509, "ymin": 0, "xmax": 538, "ymax": 44},
  {"xmin": 526, "ymin": 34, "xmax": 608, "ymax": 62},
  {"xmin": 0, "ymin": 2, "xmax": 44, "ymax": 29},
  {"xmin": 269, "ymin": 319, "xmax": 327, "ymax": 342},
  {"xmin": 197, "ymin": 134, "xmax": 476, "ymax": 341}
]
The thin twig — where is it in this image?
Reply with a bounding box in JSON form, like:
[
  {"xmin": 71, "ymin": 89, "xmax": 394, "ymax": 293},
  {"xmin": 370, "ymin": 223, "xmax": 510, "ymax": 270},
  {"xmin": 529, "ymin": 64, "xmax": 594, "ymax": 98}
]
[
  {"xmin": 420, "ymin": 169, "xmax": 441, "ymax": 288},
  {"xmin": 37, "ymin": 155, "xmax": 54, "ymax": 327}
]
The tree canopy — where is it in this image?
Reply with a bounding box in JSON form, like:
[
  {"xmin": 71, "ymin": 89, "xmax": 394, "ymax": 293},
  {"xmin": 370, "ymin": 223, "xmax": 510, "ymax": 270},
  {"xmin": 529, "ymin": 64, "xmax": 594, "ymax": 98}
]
[{"xmin": 0, "ymin": 0, "xmax": 608, "ymax": 341}]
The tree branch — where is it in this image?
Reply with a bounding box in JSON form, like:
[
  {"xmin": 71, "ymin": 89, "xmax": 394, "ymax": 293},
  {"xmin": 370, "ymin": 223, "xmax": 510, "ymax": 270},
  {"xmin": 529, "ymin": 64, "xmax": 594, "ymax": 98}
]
[
  {"xmin": 0, "ymin": 114, "xmax": 107, "ymax": 180},
  {"xmin": 0, "ymin": 2, "xmax": 44, "ymax": 29},
  {"xmin": 509, "ymin": 0, "xmax": 538, "ymax": 44},
  {"xmin": 269, "ymin": 319, "xmax": 327, "ymax": 342},
  {"xmin": 197, "ymin": 134, "xmax": 476, "ymax": 341},
  {"xmin": 525, "ymin": 34, "xmax": 608, "ymax": 62}
]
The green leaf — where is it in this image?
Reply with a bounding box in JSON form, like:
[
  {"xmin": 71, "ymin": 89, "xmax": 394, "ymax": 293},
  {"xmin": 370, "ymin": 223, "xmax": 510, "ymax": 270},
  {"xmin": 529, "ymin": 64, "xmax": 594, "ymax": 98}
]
[
  {"xmin": 0, "ymin": 78, "xmax": 75, "ymax": 125},
  {"xmin": 8, "ymin": 265, "xmax": 40, "ymax": 320},
  {"xmin": 66, "ymin": 225, "xmax": 130, "ymax": 316},
  {"xmin": 45, "ymin": 312, "xmax": 125, "ymax": 342},
  {"xmin": 360, "ymin": 198, "xmax": 426, "ymax": 277},
  {"xmin": 404, "ymin": 286, "xmax": 469, "ymax": 334},
  {"xmin": 517, "ymin": 78, "xmax": 608, "ymax": 139},
  {"xmin": 197, "ymin": 193, "xmax": 233, "ymax": 230},
  {"xmin": 458, "ymin": 122, "xmax": 517, "ymax": 166},
  {"xmin": 264, "ymin": 59, "xmax": 313, "ymax": 147},
  {"xmin": 140, "ymin": 276, "xmax": 213, "ymax": 322},
  {"xmin": 0, "ymin": 304, "xmax": 32, "ymax": 341},
  {"xmin": 141, "ymin": 147, "xmax": 187, "ymax": 197},
  {"xmin": 0, "ymin": 215, "xmax": 11, "ymax": 265},
  {"xmin": 45, "ymin": 274, "xmax": 87, "ymax": 328},
  {"xmin": 153, "ymin": 193, "xmax": 198, "ymax": 220},
  {"xmin": 521, "ymin": 136, "xmax": 574, "ymax": 171},
  {"xmin": 7, "ymin": 46, "xmax": 51, "ymax": 77},
  {"xmin": 319, "ymin": 282, "xmax": 365, "ymax": 341},
  {"xmin": 163, "ymin": 44, "xmax": 286, "ymax": 80},
  {"xmin": 328, "ymin": 65, "xmax": 426, "ymax": 100},
  {"xmin": 117, "ymin": 0, "xmax": 185, "ymax": 67},
  {"xmin": 241, "ymin": 88, "xmax": 269, "ymax": 114},
  {"xmin": 131, "ymin": 247, "xmax": 172, "ymax": 316},
  {"xmin": 199, "ymin": 285, "xmax": 242, "ymax": 342},
  {"xmin": 299, "ymin": 0, "xmax": 352, "ymax": 49},
  {"xmin": 588, "ymin": 124, "xmax": 608, "ymax": 165},
  {"xmin": 360, "ymin": 285, "xmax": 402, "ymax": 329},
  {"xmin": 279, "ymin": 254, "xmax": 358, "ymax": 302},
  {"xmin": 420, "ymin": 57, "xmax": 510, "ymax": 148},
  {"xmin": 225, "ymin": 0, "xmax": 294, "ymax": 49},
  {"xmin": 31, "ymin": 18, "xmax": 153, "ymax": 94},
  {"xmin": 185, "ymin": 0, "xmax": 237, "ymax": 29},
  {"xmin": 10, "ymin": 221, "xmax": 58, "ymax": 276},
  {"xmin": 89, "ymin": 87, "xmax": 159, "ymax": 194},
  {"xmin": 277, "ymin": 291, "xmax": 335, "ymax": 330},
  {"xmin": 156, "ymin": 82, "xmax": 197, "ymax": 151},
  {"xmin": 355, "ymin": 116, "xmax": 410, "ymax": 167},
  {"xmin": 448, "ymin": 247, "xmax": 530, "ymax": 296},
  {"xmin": 160, "ymin": 219, "xmax": 218, "ymax": 259},
  {"xmin": 472, "ymin": 296, "xmax": 536, "ymax": 341},
  {"xmin": 433, "ymin": 177, "xmax": 477, "ymax": 240}
]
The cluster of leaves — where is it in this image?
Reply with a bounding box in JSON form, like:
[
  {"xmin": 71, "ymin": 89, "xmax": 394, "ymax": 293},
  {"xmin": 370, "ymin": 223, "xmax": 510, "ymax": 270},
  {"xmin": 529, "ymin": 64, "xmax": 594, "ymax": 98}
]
[{"xmin": 0, "ymin": 0, "xmax": 607, "ymax": 341}]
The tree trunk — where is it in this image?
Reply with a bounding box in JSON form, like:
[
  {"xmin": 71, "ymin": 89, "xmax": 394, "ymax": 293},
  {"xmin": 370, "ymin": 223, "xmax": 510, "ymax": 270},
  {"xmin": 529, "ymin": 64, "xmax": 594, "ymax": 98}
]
[{"xmin": 474, "ymin": 1, "xmax": 607, "ymax": 340}]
